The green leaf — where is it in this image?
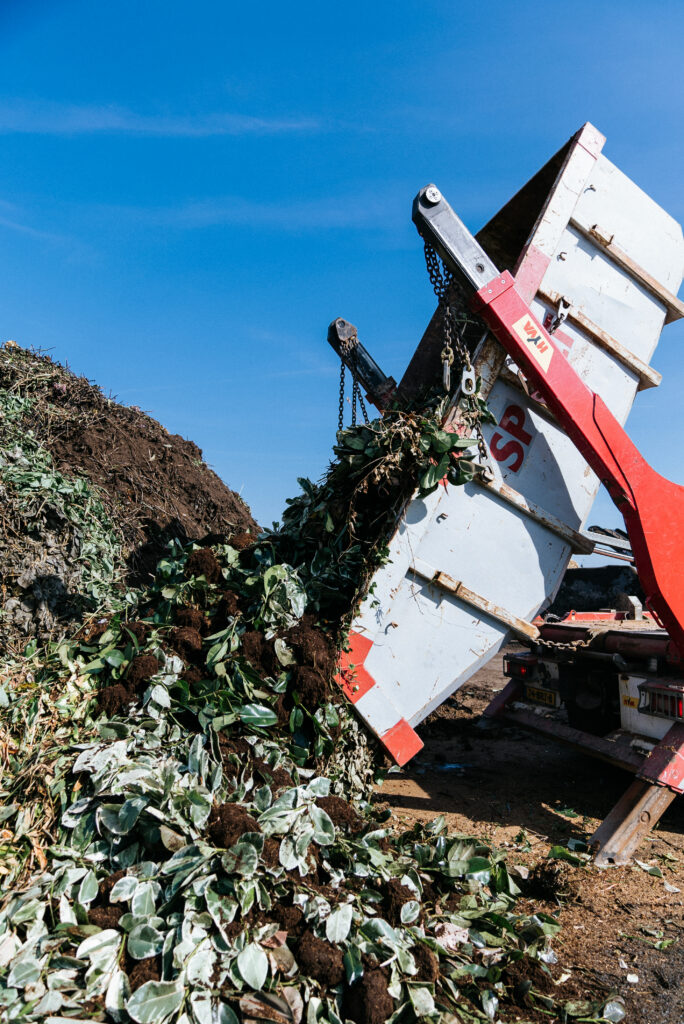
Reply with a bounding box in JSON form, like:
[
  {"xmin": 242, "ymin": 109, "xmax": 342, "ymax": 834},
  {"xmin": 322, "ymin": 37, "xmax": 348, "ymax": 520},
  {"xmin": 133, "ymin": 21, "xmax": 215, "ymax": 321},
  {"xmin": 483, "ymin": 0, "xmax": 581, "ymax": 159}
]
[
  {"xmin": 409, "ymin": 987, "xmax": 435, "ymax": 1016},
  {"xmin": 400, "ymin": 900, "xmax": 421, "ymax": 924},
  {"xmin": 344, "ymin": 946, "xmax": 364, "ymax": 984},
  {"xmin": 310, "ymin": 804, "xmax": 335, "ymax": 845},
  {"xmin": 237, "ymin": 943, "xmax": 269, "ymax": 990},
  {"xmin": 239, "ymin": 704, "xmax": 279, "ymax": 728},
  {"xmin": 77, "ymin": 869, "xmax": 99, "ymax": 905},
  {"xmin": 547, "ymin": 845, "xmax": 583, "ymax": 866},
  {"xmin": 126, "ymin": 980, "xmax": 184, "ymax": 1023},
  {"xmin": 326, "ymin": 903, "xmax": 353, "ymax": 943},
  {"xmin": 127, "ymin": 923, "xmax": 165, "ymax": 960}
]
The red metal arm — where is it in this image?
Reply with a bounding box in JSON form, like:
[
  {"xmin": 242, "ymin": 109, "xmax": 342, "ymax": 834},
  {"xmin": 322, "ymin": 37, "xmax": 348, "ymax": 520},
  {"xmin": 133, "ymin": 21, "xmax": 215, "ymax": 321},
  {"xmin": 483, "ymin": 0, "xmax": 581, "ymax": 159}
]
[{"xmin": 472, "ymin": 271, "xmax": 684, "ymax": 659}]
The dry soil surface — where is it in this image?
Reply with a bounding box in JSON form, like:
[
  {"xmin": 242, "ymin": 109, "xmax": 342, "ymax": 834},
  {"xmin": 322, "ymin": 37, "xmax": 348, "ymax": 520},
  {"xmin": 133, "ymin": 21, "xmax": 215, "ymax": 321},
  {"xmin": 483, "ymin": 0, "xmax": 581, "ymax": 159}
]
[{"xmin": 376, "ymin": 647, "xmax": 684, "ymax": 1024}]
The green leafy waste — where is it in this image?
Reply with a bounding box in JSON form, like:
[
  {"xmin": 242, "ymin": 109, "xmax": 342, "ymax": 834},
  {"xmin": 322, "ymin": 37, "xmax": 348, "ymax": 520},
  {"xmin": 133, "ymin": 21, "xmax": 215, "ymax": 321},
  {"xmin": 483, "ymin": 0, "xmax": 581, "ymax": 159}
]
[{"xmin": 0, "ymin": 403, "xmax": 623, "ymax": 1024}]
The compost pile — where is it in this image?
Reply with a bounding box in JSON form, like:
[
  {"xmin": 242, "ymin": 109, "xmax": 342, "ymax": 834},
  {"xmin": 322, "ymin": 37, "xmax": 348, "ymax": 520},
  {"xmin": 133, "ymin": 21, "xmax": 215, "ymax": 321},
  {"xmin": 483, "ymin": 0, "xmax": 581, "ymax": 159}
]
[
  {"xmin": 0, "ymin": 351, "xmax": 624, "ymax": 1024},
  {"xmin": 0, "ymin": 343, "xmax": 256, "ymax": 651}
]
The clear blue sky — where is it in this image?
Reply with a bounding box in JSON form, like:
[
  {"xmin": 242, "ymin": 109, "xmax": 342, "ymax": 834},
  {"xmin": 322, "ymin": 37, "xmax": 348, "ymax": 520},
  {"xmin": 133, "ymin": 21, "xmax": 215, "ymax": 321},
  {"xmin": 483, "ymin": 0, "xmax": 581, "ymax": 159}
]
[{"xmin": 2, "ymin": 0, "xmax": 683, "ymax": 533}]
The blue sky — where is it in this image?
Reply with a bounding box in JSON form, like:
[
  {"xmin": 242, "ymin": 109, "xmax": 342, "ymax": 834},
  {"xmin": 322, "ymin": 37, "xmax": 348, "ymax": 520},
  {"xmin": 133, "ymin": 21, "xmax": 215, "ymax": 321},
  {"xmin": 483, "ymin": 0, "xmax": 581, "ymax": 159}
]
[{"xmin": 2, "ymin": 0, "xmax": 683, "ymax": 535}]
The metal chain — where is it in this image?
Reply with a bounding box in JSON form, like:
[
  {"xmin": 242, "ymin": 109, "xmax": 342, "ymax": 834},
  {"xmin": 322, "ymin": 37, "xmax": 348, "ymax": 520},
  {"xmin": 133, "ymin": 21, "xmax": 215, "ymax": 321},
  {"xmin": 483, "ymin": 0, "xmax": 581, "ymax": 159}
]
[
  {"xmin": 422, "ymin": 241, "xmax": 491, "ymax": 473},
  {"xmin": 338, "ymin": 332, "xmax": 370, "ymax": 432}
]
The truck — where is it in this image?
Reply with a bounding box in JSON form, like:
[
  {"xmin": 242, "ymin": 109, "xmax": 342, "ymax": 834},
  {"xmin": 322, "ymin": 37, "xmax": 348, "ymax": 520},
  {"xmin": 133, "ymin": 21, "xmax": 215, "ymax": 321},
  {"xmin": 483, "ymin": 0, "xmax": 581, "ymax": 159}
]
[{"xmin": 327, "ymin": 122, "xmax": 684, "ymax": 868}]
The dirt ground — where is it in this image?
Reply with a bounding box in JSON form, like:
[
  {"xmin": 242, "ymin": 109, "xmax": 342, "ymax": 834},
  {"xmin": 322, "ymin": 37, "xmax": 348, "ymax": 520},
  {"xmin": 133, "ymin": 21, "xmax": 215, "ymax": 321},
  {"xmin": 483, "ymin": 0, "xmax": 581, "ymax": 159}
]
[{"xmin": 376, "ymin": 648, "xmax": 684, "ymax": 1024}]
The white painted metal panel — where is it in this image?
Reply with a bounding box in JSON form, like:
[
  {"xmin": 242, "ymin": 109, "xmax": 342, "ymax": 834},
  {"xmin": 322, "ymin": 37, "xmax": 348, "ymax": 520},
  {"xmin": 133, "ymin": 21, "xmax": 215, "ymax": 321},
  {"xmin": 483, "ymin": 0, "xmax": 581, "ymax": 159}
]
[{"xmin": 343, "ymin": 125, "xmax": 684, "ymax": 762}]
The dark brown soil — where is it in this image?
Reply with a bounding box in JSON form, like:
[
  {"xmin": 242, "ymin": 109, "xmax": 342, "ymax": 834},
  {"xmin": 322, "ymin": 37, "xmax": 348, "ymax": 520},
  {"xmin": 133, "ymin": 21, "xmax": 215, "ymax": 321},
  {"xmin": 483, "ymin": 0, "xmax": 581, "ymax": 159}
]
[
  {"xmin": 126, "ymin": 653, "xmax": 159, "ymax": 692},
  {"xmin": 214, "ymin": 590, "xmax": 241, "ymax": 629},
  {"xmin": 169, "ymin": 625, "xmax": 203, "ymax": 660},
  {"xmin": 316, "ymin": 795, "xmax": 363, "ymax": 833},
  {"xmin": 294, "ymin": 666, "xmax": 330, "ymax": 705},
  {"xmin": 218, "ymin": 734, "xmax": 252, "ymax": 776},
  {"xmin": 175, "ymin": 606, "xmax": 208, "ymax": 634},
  {"xmin": 121, "ymin": 620, "xmax": 149, "ymax": 645},
  {"xmin": 271, "ymin": 903, "xmax": 304, "ymax": 936},
  {"xmin": 96, "ymin": 869, "xmax": 126, "ymax": 903},
  {"xmin": 180, "ymin": 665, "xmax": 203, "ymax": 687},
  {"xmin": 411, "ymin": 943, "xmax": 439, "ymax": 983},
  {"xmin": 253, "ymin": 758, "xmax": 293, "ymax": 791},
  {"xmin": 295, "ymin": 930, "xmax": 345, "ymax": 987},
  {"xmin": 127, "ymin": 956, "xmax": 161, "ymax": 991},
  {"xmin": 88, "ymin": 904, "xmax": 123, "ymax": 929},
  {"xmin": 207, "ymin": 803, "xmax": 260, "ymax": 847},
  {"xmin": 382, "ymin": 877, "xmax": 418, "ymax": 926},
  {"xmin": 344, "ymin": 969, "xmax": 394, "ymax": 1024},
  {"xmin": 228, "ymin": 531, "xmax": 256, "ymax": 551},
  {"xmin": 185, "ymin": 547, "xmax": 223, "ymax": 584},
  {"xmin": 240, "ymin": 631, "xmax": 278, "ymax": 677},
  {"xmin": 95, "ymin": 682, "xmax": 132, "ymax": 717},
  {"xmin": 262, "ymin": 839, "xmax": 281, "ymax": 869},
  {"xmin": 0, "ymin": 345, "xmax": 256, "ymax": 586},
  {"xmin": 282, "ymin": 616, "xmax": 335, "ymax": 679}
]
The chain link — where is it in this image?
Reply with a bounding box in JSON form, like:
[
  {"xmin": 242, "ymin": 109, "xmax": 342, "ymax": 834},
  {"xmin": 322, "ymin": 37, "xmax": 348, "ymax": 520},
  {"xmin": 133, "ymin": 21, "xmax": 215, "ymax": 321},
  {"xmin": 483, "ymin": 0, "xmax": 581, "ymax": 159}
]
[
  {"xmin": 338, "ymin": 332, "xmax": 370, "ymax": 432},
  {"xmin": 422, "ymin": 241, "xmax": 492, "ymax": 473}
]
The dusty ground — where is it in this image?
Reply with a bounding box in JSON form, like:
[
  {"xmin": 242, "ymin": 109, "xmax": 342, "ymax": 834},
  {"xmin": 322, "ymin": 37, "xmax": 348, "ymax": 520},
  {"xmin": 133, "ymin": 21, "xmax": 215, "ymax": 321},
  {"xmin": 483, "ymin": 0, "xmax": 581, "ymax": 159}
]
[{"xmin": 376, "ymin": 648, "xmax": 684, "ymax": 1024}]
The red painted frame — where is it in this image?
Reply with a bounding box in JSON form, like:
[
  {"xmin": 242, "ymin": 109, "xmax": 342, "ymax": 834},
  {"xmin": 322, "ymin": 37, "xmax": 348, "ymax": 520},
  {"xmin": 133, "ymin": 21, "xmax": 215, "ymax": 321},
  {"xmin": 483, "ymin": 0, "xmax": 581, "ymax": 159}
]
[{"xmin": 473, "ymin": 272, "xmax": 684, "ymax": 661}]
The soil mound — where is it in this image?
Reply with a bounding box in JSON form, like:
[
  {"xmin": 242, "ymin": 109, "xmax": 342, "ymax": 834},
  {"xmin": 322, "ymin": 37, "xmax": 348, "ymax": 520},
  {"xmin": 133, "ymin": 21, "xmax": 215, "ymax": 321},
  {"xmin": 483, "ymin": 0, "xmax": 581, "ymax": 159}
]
[{"xmin": 0, "ymin": 343, "xmax": 256, "ymax": 645}]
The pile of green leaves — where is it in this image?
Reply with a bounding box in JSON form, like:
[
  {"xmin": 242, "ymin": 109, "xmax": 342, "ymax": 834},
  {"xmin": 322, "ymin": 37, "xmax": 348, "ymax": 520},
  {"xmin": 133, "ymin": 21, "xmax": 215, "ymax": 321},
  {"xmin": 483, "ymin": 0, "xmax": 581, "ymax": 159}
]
[
  {"xmin": 0, "ymin": 397, "xmax": 623, "ymax": 1024},
  {"xmin": 268, "ymin": 401, "xmax": 482, "ymax": 628}
]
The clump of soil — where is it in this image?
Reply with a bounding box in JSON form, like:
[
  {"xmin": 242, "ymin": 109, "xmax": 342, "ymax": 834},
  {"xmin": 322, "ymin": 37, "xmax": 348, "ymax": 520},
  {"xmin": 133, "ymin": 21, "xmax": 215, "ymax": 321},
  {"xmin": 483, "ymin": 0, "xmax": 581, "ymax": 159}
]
[
  {"xmin": 272, "ymin": 903, "xmax": 304, "ymax": 936},
  {"xmin": 382, "ymin": 877, "xmax": 419, "ymax": 926},
  {"xmin": 218, "ymin": 734, "xmax": 252, "ymax": 777},
  {"xmin": 411, "ymin": 943, "xmax": 439, "ymax": 982},
  {"xmin": 121, "ymin": 620, "xmax": 149, "ymax": 645},
  {"xmin": 95, "ymin": 651, "xmax": 159, "ymax": 715},
  {"xmin": 185, "ymin": 547, "xmax": 223, "ymax": 584},
  {"xmin": 214, "ymin": 590, "xmax": 241, "ymax": 629},
  {"xmin": 316, "ymin": 795, "xmax": 363, "ymax": 833},
  {"xmin": 228, "ymin": 531, "xmax": 255, "ymax": 551},
  {"xmin": 524, "ymin": 860, "xmax": 580, "ymax": 903},
  {"xmin": 169, "ymin": 625, "xmax": 203, "ymax": 660},
  {"xmin": 207, "ymin": 803, "xmax": 260, "ymax": 847},
  {"xmin": 294, "ymin": 666, "xmax": 330, "ymax": 705},
  {"xmin": 344, "ymin": 969, "xmax": 394, "ymax": 1024},
  {"xmin": 295, "ymin": 930, "xmax": 345, "ymax": 987},
  {"xmin": 175, "ymin": 606, "xmax": 207, "ymax": 633},
  {"xmin": 126, "ymin": 957, "xmax": 161, "ymax": 992},
  {"xmin": 240, "ymin": 631, "xmax": 277, "ymax": 677},
  {"xmin": 282, "ymin": 616, "xmax": 335, "ymax": 679},
  {"xmin": 88, "ymin": 904, "xmax": 123, "ymax": 929},
  {"xmin": 126, "ymin": 653, "xmax": 160, "ymax": 693},
  {"xmin": 181, "ymin": 665, "xmax": 203, "ymax": 687},
  {"xmin": 252, "ymin": 758, "xmax": 293, "ymax": 790}
]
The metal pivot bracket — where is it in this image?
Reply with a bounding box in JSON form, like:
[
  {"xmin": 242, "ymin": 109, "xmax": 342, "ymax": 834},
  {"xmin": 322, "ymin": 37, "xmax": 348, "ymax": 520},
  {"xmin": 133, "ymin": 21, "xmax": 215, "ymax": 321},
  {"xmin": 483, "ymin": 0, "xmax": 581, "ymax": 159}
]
[{"xmin": 327, "ymin": 318, "xmax": 397, "ymax": 411}]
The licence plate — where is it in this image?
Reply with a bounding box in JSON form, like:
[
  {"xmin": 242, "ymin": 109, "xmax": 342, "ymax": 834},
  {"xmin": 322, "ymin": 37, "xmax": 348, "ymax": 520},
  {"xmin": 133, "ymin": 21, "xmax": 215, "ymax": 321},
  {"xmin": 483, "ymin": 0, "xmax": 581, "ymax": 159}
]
[{"xmin": 524, "ymin": 684, "xmax": 560, "ymax": 708}]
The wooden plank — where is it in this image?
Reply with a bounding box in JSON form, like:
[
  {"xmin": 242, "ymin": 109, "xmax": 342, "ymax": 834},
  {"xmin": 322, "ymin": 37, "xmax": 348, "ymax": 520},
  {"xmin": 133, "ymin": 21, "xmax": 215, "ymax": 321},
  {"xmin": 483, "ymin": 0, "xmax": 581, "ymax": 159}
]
[
  {"xmin": 409, "ymin": 560, "xmax": 541, "ymax": 641},
  {"xmin": 570, "ymin": 218, "xmax": 684, "ymax": 324},
  {"xmin": 538, "ymin": 286, "xmax": 662, "ymax": 390}
]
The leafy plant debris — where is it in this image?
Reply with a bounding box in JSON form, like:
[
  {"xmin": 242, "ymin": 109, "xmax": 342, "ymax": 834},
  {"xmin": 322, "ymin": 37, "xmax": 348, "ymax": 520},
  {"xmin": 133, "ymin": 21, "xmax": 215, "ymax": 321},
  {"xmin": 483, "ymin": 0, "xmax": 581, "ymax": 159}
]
[{"xmin": 0, "ymin": 348, "xmax": 621, "ymax": 1024}]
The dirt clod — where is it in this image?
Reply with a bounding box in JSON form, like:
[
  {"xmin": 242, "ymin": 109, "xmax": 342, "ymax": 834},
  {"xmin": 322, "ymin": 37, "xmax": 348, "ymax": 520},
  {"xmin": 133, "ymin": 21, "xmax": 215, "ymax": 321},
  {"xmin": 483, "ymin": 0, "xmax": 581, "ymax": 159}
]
[
  {"xmin": 207, "ymin": 803, "xmax": 260, "ymax": 847},
  {"xmin": 127, "ymin": 956, "xmax": 161, "ymax": 991},
  {"xmin": 88, "ymin": 904, "xmax": 123, "ymax": 929},
  {"xmin": 294, "ymin": 665, "xmax": 329, "ymax": 706},
  {"xmin": 382, "ymin": 877, "xmax": 418, "ymax": 926},
  {"xmin": 344, "ymin": 969, "xmax": 394, "ymax": 1024},
  {"xmin": 175, "ymin": 606, "xmax": 207, "ymax": 633},
  {"xmin": 126, "ymin": 653, "xmax": 159, "ymax": 692},
  {"xmin": 295, "ymin": 930, "xmax": 345, "ymax": 987},
  {"xmin": 169, "ymin": 625, "xmax": 203, "ymax": 660},
  {"xmin": 185, "ymin": 547, "xmax": 222, "ymax": 584},
  {"xmin": 411, "ymin": 943, "xmax": 439, "ymax": 982},
  {"xmin": 316, "ymin": 795, "xmax": 363, "ymax": 832}
]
